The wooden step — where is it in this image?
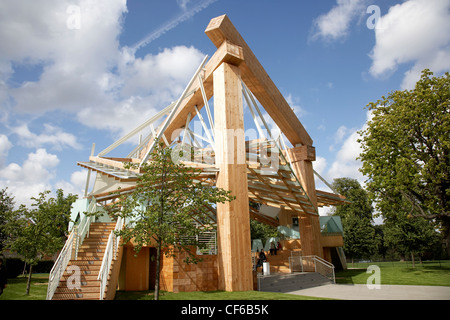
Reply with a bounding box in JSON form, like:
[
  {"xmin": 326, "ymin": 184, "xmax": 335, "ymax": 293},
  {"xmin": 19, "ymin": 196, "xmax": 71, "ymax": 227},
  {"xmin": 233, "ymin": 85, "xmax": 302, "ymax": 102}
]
[
  {"xmin": 60, "ymin": 273, "xmax": 101, "ymax": 282},
  {"xmin": 55, "ymin": 283, "xmax": 101, "ymax": 293},
  {"xmin": 80, "ymin": 241, "xmax": 107, "ymax": 247},
  {"xmin": 85, "ymin": 232, "xmax": 110, "ymax": 238},
  {"xmin": 52, "ymin": 292, "xmax": 100, "ymax": 300}
]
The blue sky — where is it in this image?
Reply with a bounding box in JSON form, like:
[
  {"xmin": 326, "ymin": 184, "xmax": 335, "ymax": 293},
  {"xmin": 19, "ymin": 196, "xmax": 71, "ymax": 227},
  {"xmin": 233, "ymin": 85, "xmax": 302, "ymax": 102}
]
[{"xmin": 1, "ymin": 0, "xmax": 449, "ymax": 208}]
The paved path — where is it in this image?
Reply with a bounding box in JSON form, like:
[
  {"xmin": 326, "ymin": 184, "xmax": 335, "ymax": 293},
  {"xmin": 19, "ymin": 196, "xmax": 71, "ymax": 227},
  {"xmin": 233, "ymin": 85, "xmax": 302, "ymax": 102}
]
[{"xmin": 288, "ymin": 284, "xmax": 450, "ymax": 300}]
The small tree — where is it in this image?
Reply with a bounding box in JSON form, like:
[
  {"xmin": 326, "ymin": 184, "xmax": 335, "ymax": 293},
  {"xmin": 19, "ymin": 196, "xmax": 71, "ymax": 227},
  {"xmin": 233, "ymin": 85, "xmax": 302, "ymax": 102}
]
[
  {"xmin": 111, "ymin": 142, "xmax": 234, "ymax": 300},
  {"xmin": 2, "ymin": 189, "xmax": 77, "ymax": 295}
]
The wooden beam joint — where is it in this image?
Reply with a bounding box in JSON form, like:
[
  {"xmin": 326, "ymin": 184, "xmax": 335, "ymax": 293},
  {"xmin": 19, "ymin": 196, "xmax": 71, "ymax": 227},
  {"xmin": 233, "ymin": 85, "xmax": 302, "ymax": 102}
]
[{"xmin": 287, "ymin": 145, "xmax": 316, "ymax": 162}]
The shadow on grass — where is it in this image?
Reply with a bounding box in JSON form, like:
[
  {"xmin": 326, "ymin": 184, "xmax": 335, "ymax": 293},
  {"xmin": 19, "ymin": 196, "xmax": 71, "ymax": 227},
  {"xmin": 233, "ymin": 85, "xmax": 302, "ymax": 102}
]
[
  {"xmin": 0, "ymin": 274, "xmax": 49, "ymax": 300},
  {"xmin": 335, "ymin": 268, "xmax": 367, "ymax": 285}
]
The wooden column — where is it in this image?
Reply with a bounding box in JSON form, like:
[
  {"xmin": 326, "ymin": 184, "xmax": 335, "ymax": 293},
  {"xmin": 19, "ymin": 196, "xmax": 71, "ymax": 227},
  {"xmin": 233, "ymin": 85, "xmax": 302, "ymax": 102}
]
[
  {"xmin": 214, "ymin": 62, "xmax": 252, "ymax": 291},
  {"xmin": 288, "ymin": 145, "xmax": 323, "ymax": 258}
]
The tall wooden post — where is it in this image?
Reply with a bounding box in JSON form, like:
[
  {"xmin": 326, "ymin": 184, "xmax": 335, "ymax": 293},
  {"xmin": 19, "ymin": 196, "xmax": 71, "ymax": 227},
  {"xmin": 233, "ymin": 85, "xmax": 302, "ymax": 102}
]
[
  {"xmin": 288, "ymin": 145, "xmax": 323, "ymax": 258},
  {"xmin": 214, "ymin": 62, "xmax": 253, "ymax": 291}
]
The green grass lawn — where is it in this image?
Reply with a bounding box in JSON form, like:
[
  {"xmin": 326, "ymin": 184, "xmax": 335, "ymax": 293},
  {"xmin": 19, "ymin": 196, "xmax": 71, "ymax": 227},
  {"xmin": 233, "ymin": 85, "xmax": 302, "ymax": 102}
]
[
  {"xmin": 335, "ymin": 260, "xmax": 450, "ymax": 286},
  {"xmin": 0, "ymin": 273, "xmax": 322, "ymax": 300},
  {"xmin": 1, "ymin": 261, "xmax": 449, "ymax": 300},
  {"xmin": 0, "ymin": 273, "xmax": 49, "ymax": 300}
]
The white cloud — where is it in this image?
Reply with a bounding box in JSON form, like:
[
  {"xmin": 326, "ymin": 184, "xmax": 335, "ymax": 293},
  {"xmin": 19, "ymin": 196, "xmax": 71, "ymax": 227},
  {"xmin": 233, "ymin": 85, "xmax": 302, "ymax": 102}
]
[
  {"xmin": 0, "ymin": 148, "xmax": 60, "ymax": 207},
  {"xmin": 369, "ymin": 0, "xmax": 450, "ymax": 89},
  {"xmin": 11, "ymin": 123, "xmax": 82, "ymax": 150},
  {"xmin": 1, "ymin": 0, "xmax": 206, "ymax": 138},
  {"xmin": 319, "ymin": 111, "xmax": 372, "ymax": 187},
  {"xmin": 1, "ymin": 0, "xmax": 127, "ymax": 114},
  {"xmin": 285, "ymin": 94, "xmax": 307, "ymax": 119},
  {"xmin": 0, "ymin": 134, "xmax": 12, "ymax": 167},
  {"xmin": 0, "ymin": 0, "xmax": 212, "ymax": 205},
  {"xmin": 120, "ymin": 46, "xmax": 204, "ymax": 97},
  {"xmin": 329, "ymin": 125, "xmax": 353, "ymax": 152},
  {"xmin": 314, "ymin": 156, "xmax": 327, "ymax": 177},
  {"xmin": 177, "ymin": 0, "xmax": 191, "ymax": 11},
  {"xmin": 311, "ymin": 0, "xmax": 367, "ymax": 41},
  {"xmin": 327, "ymin": 129, "xmax": 364, "ymax": 183},
  {"xmin": 77, "ymin": 45, "xmax": 204, "ymax": 138},
  {"xmin": 55, "ymin": 169, "xmax": 94, "ymax": 198}
]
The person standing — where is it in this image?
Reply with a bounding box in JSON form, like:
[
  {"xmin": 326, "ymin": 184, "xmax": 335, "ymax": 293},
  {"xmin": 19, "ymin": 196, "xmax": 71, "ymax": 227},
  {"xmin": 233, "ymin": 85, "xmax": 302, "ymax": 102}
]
[{"xmin": 270, "ymin": 241, "xmax": 277, "ymax": 255}]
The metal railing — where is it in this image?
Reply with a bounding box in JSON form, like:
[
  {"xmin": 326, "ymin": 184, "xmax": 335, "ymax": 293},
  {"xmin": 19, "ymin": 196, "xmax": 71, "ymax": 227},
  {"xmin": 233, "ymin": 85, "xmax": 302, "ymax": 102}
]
[
  {"xmin": 46, "ymin": 230, "xmax": 76, "ymax": 300},
  {"xmin": 74, "ymin": 201, "xmax": 96, "ymax": 259},
  {"xmin": 98, "ymin": 216, "xmax": 124, "ymax": 300},
  {"xmin": 289, "ymin": 254, "xmax": 335, "ymax": 283}
]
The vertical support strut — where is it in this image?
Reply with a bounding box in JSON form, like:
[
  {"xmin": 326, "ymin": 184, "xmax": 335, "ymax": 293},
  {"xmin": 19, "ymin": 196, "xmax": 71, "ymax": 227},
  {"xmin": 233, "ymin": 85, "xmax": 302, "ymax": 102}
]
[{"xmin": 214, "ymin": 62, "xmax": 252, "ymax": 292}]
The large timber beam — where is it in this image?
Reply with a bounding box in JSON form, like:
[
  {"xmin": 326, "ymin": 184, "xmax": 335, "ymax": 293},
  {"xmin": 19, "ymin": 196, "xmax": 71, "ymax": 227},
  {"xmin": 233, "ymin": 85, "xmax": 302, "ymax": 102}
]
[
  {"xmin": 287, "ymin": 145, "xmax": 323, "ymax": 258},
  {"xmin": 214, "ymin": 62, "xmax": 253, "ymax": 292},
  {"xmin": 163, "ymin": 40, "xmax": 244, "ymax": 145},
  {"xmin": 205, "ymin": 14, "xmax": 313, "ymax": 147}
]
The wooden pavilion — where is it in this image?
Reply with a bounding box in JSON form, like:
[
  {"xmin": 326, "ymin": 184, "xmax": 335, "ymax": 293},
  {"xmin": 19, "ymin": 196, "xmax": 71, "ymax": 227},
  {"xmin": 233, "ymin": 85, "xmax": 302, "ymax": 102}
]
[{"xmin": 47, "ymin": 15, "xmax": 347, "ymax": 300}]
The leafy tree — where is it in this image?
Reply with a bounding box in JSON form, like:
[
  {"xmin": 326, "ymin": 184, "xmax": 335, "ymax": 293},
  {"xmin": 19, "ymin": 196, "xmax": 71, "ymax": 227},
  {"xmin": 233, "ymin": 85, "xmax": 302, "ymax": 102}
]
[
  {"xmin": 250, "ymin": 220, "xmax": 278, "ymax": 245},
  {"xmin": 331, "ymin": 178, "xmax": 377, "ymax": 266},
  {"xmin": 358, "ymin": 69, "xmax": 450, "ymax": 256},
  {"xmin": 383, "ymin": 212, "xmax": 440, "ymax": 267},
  {"xmin": 0, "ymin": 188, "xmax": 15, "ymax": 252},
  {"xmin": 2, "ymin": 189, "xmax": 77, "ymax": 295},
  {"xmin": 372, "ymin": 224, "xmax": 388, "ymax": 260},
  {"xmin": 111, "ymin": 141, "xmax": 234, "ymax": 300}
]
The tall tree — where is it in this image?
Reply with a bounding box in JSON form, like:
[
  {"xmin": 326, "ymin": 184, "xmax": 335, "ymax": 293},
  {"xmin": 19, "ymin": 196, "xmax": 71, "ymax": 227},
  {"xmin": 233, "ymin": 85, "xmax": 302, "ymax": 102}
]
[
  {"xmin": 2, "ymin": 189, "xmax": 77, "ymax": 295},
  {"xmin": 358, "ymin": 69, "xmax": 450, "ymax": 257},
  {"xmin": 112, "ymin": 141, "xmax": 234, "ymax": 300},
  {"xmin": 331, "ymin": 178, "xmax": 377, "ymax": 265},
  {"xmin": 384, "ymin": 212, "xmax": 439, "ymax": 267},
  {"xmin": 0, "ymin": 188, "xmax": 15, "ymax": 252}
]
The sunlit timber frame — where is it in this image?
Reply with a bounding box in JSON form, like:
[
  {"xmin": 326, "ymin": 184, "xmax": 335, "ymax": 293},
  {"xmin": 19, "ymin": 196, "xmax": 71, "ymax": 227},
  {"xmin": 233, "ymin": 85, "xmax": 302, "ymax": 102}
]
[{"xmin": 76, "ymin": 14, "xmax": 347, "ymax": 293}]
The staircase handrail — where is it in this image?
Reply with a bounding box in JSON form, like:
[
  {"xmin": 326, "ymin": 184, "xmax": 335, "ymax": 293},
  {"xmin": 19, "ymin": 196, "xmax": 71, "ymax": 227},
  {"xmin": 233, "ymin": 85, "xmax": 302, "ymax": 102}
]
[
  {"xmin": 289, "ymin": 255, "xmax": 335, "ymax": 284},
  {"xmin": 308, "ymin": 255, "xmax": 335, "ymax": 283},
  {"xmin": 75, "ymin": 199, "xmax": 97, "ymax": 258},
  {"xmin": 98, "ymin": 216, "xmax": 124, "ymax": 300},
  {"xmin": 46, "ymin": 229, "xmax": 76, "ymax": 300}
]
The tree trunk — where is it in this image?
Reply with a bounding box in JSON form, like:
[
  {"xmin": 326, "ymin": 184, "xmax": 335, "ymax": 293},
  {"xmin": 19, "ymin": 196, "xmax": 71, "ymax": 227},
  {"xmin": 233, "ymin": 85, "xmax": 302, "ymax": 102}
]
[
  {"xmin": 154, "ymin": 242, "xmax": 162, "ymax": 301},
  {"xmin": 411, "ymin": 252, "xmax": 415, "ymax": 268},
  {"xmin": 446, "ymin": 231, "xmax": 450, "ymax": 259},
  {"xmin": 26, "ymin": 264, "xmax": 33, "ymax": 295}
]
